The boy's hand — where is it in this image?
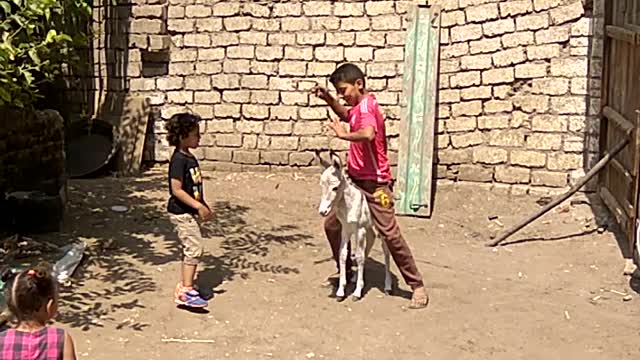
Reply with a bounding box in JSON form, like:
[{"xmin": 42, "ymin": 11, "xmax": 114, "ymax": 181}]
[
  {"xmin": 327, "ymin": 117, "xmax": 347, "ymax": 139},
  {"xmin": 197, "ymin": 204, "xmax": 213, "ymax": 222},
  {"xmin": 310, "ymin": 84, "xmax": 332, "ymax": 102}
]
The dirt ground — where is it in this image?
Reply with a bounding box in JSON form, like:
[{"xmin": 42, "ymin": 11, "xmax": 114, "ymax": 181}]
[{"xmin": 25, "ymin": 166, "xmax": 640, "ymax": 359}]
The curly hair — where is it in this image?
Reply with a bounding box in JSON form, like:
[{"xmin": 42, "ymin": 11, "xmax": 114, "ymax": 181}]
[
  {"xmin": 1, "ymin": 262, "xmax": 57, "ymax": 322},
  {"xmin": 165, "ymin": 113, "xmax": 201, "ymax": 147}
]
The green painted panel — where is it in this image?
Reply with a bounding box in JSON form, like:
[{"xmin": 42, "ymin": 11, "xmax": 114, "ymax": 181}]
[{"xmin": 395, "ymin": 5, "xmax": 441, "ymax": 218}]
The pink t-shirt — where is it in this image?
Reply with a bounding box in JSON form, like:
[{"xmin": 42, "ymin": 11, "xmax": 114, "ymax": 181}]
[{"xmin": 346, "ymin": 94, "xmax": 391, "ymax": 183}]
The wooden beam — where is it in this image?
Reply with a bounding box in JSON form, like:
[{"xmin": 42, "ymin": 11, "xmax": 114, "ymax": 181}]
[
  {"xmin": 606, "ymin": 25, "xmax": 638, "ymax": 44},
  {"xmin": 603, "ymin": 106, "xmax": 635, "ymax": 136},
  {"xmin": 609, "ymin": 156, "xmax": 634, "ymax": 187},
  {"xmin": 486, "ymin": 139, "xmax": 629, "ymax": 247},
  {"xmin": 600, "ymin": 185, "xmax": 630, "ymax": 231}
]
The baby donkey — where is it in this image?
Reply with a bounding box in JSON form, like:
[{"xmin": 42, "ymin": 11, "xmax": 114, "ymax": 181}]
[{"xmin": 317, "ymin": 152, "xmax": 392, "ymax": 300}]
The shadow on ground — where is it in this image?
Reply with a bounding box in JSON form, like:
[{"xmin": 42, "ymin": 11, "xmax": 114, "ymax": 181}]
[{"xmin": 51, "ymin": 170, "xmax": 310, "ymax": 331}]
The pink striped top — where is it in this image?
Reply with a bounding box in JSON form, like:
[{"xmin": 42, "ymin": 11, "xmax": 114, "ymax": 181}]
[{"xmin": 0, "ymin": 327, "xmax": 65, "ymax": 360}]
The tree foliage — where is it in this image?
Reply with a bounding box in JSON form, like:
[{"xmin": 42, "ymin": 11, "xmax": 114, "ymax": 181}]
[{"xmin": 0, "ymin": 0, "xmax": 91, "ymax": 108}]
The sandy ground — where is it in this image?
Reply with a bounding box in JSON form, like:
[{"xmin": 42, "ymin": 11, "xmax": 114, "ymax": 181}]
[{"xmin": 14, "ymin": 166, "xmax": 640, "ymax": 359}]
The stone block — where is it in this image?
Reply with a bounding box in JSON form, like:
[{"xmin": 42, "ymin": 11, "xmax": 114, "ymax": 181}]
[
  {"xmin": 550, "ymin": 1, "xmax": 584, "ymax": 25},
  {"xmin": 531, "ymin": 170, "xmax": 568, "ymax": 187},
  {"xmin": 233, "ymin": 151, "xmax": 260, "ymax": 164},
  {"xmin": 264, "ymin": 122, "xmax": 292, "ymax": 135},
  {"xmin": 279, "ymin": 61, "xmax": 307, "ymax": 76},
  {"xmin": 458, "ymin": 164, "xmax": 493, "ymax": 182},
  {"xmin": 482, "ymin": 68, "xmax": 515, "ymax": 85},
  {"xmin": 499, "ymin": 1, "xmax": 533, "ymax": 17},
  {"xmin": 512, "ymin": 95, "xmax": 549, "ymax": 113},
  {"xmin": 533, "ymin": 0, "xmax": 563, "ymax": 12},
  {"xmin": 461, "ymin": 86, "xmax": 493, "ymax": 100},
  {"xmin": 214, "ymin": 104, "xmax": 242, "ymax": 119},
  {"xmin": 466, "ymin": 3, "xmax": 499, "ymax": 23},
  {"xmin": 483, "ymin": 18, "xmax": 515, "ymax": 37},
  {"xmin": 526, "ymin": 133, "xmax": 562, "ymax": 150},
  {"xmin": 473, "ymin": 147, "xmax": 508, "ymax": 164},
  {"xmin": 371, "ymin": 15, "xmax": 402, "ymax": 31},
  {"xmin": 535, "ymin": 26, "xmax": 570, "ymax": 44},
  {"xmin": 289, "ymin": 152, "xmax": 315, "ymax": 166},
  {"xmin": 260, "ymin": 151, "xmax": 290, "ymax": 165},
  {"xmin": 531, "ymin": 115, "xmax": 568, "ymax": 132},
  {"xmin": 516, "ymin": 14, "xmax": 549, "ymax": 31},
  {"xmin": 489, "ymin": 130, "xmax": 525, "ymax": 147},
  {"xmin": 469, "ymin": 38, "xmax": 502, "ymax": 54},
  {"xmin": 451, "ymin": 132, "xmax": 484, "ymax": 148},
  {"xmin": 269, "ymin": 136, "xmax": 300, "ymax": 150},
  {"xmin": 495, "ymin": 166, "xmax": 530, "ymax": 184},
  {"xmin": 493, "ymin": 47, "xmax": 527, "ymax": 67},
  {"xmin": 527, "ymin": 44, "xmax": 561, "ymax": 60},
  {"xmin": 549, "ymin": 96, "xmax": 586, "ymax": 115},
  {"xmin": 550, "ymin": 57, "xmax": 588, "ymax": 77},
  {"xmin": 242, "ymin": 105, "xmax": 269, "ymax": 120},
  {"xmin": 460, "ymin": 54, "xmax": 493, "ymax": 70},
  {"xmin": 441, "ymin": 10, "xmax": 465, "ymax": 27},
  {"xmin": 511, "ymin": 150, "xmax": 546, "ymax": 167},
  {"xmin": 531, "ymin": 78, "xmax": 569, "ymax": 95},
  {"xmin": 213, "ymin": 2, "xmax": 241, "ymax": 16},
  {"xmin": 437, "ymin": 149, "xmax": 473, "ymax": 165},
  {"xmin": 450, "ymin": 71, "xmax": 481, "ymax": 88},
  {"xmin": 452, "ymin": 101, "xmax": 483, "ymax": 117},
  {"xmin": 547, "ymin": 152, "xmax": 582, "ymax": 170},
  {"xmin": 451, "ymin": 24, "xmax": 484, "ymax": 43},
  {"xmin": 299, "ymin": 136, "xmax": 329, "ymax": 150},
  {"xmin": 446, "ymin": 116, "xmax": 477, "ymax": 132},
  {"xmin": 442, "ymin": 43, "xmax": 470, "ymax": 59},
  {"xmin": 484, "ymin": 100, "xmax": 513, "ymax": 114},
  {"xmin": 185, "ymin": 4, "xmax": 211, "ymax": 18},
  {"xmin": 478, "ymin": 115, "xmax": 510, "ymax": 129},
  {"xmin": 216, "ymin": 134, "xmax": 243, "ymax": 147},
  {"xmin": 502, "ymin": 31, "xmax": 535, "ymax": 48},
  {"xmin": 205, "ymin": 148, "xmax": 233, "ymax": 162},
  {"xmin": 515, "ymin": 63, "xmax": 548, "ymax": 78}
]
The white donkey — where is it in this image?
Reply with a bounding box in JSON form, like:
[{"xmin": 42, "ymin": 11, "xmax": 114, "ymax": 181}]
[{"xmin": 317, "ymin": 152, "xmax": 392, "ymax": 300}]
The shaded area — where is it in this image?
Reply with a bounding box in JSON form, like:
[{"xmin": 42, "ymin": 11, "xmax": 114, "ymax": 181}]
[{"xmin": 38, "ymin": 172, "xmax": 310, "ymax": 331}]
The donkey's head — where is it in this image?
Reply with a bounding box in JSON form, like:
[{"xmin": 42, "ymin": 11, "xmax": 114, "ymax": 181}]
[{"xmin": 316, "ymin": 151, "xmax": 346, "ymax": 217}]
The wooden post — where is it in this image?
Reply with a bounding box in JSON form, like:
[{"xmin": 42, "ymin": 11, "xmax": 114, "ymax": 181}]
[{"xmin": 487, "ymin": 139, "xmax": 630, "ymax": 247}]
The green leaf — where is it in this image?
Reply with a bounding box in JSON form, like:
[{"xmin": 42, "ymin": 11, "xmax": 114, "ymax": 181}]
[
  {"xmin": 10, "ymin": 0, "xmax": 20, "ymax": 7},
  {"xmin": 27, "ymin": 48, "xmax": 39, "ymax": 64},
  {"xmin": 45, "ymin": 29, "xmax": 57, "ymax": 43},
  {"xmin": 23, "ymin": 71, "xmax": 33, "ymax": 85},
  {"xmin": 0, "ymin": 1, "xmax": 11, "ymax": 15}
]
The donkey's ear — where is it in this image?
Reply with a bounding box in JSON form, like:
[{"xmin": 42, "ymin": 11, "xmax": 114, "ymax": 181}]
[
  {"xmin": 330, "ymin": 152, "xmax": 342, "ymax": 169},
  {"xmin": 314, "ymin": 150, "xmax": 330, "ymax": 169}
]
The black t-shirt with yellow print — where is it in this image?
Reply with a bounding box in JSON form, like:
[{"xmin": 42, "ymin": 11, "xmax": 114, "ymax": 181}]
[{"xmin": 167, "ymin": 150, "xmax": 204, "ymax": 215}]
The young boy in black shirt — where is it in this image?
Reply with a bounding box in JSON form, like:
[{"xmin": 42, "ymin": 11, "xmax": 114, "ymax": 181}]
[{"xmin": 166, "ymin": 113, "xmax": 212, "ymax": 308}]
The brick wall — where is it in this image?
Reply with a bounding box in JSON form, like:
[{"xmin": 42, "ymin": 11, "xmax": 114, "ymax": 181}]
[{"xmin": 89, "ymin": 0, "xmax": 604, "ymax": 195}]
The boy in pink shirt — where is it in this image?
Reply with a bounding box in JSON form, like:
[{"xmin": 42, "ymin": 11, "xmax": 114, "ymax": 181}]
[{"xmin": 312, "ymin": 63, "xmax": 429, "ymax": 309}]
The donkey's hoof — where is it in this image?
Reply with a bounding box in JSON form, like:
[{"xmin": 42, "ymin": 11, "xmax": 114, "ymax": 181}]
[
  {"xmin": 335, "ymin": 289, "xmax": 345, "ymax": 299},
  {"xmin": 352, "ymin": 294, "xmax": 362, "ymax": 302},
  {"xmin": 384, "ymin": 289, "xmax": 393, "ymax": 296}
]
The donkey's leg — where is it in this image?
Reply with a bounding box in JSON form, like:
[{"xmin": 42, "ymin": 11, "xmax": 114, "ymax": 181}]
[
  {"xmin": 353, "ymin": 227, "xmax": 367, "ymax": 300},
  {"xmin": 336, "ymin": 227, "xmax": 350, "ymax": 299},
  {"xmin": 382, "ymin": 240, "xmax": 393, "ymax": 295}
]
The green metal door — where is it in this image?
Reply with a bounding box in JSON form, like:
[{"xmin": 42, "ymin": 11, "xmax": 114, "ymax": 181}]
[{"xmin": 395, "ymin": 5, "xmax": 441, "ymax": 218}]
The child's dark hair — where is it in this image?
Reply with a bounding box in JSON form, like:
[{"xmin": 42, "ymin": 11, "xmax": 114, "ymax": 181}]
[
  {"xmin": 329, "ymin": 63, "xmax": 366, "ymax": 88},
  {"xmin": 165, "ymin": 112, "xmax": 201, "ymax": 147},
  {"xmin": 1, "ymin": 263, "xmax": 57, "ymax": 321}
]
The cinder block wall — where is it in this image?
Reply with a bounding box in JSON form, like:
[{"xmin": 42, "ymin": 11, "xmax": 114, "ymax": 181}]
[{"xmin": 89, "ymin": 0, "xmax": 604, "ymax": 195}]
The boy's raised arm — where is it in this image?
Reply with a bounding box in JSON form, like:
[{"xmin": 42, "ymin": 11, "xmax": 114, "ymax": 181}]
[{"xmin": 311, "ymin": 85, "xmax": 349, "ymax": 122}]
